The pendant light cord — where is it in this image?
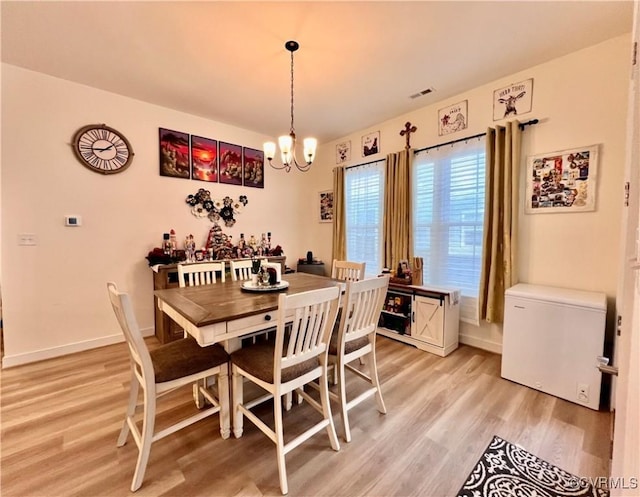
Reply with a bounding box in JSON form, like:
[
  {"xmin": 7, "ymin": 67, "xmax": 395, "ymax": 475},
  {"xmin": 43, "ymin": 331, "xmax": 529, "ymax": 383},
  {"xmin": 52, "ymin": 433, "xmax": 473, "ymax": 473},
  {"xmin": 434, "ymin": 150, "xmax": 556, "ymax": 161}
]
[{"xmin": 290, "ymin": 49, "xmax": 295, "ymax": 136}]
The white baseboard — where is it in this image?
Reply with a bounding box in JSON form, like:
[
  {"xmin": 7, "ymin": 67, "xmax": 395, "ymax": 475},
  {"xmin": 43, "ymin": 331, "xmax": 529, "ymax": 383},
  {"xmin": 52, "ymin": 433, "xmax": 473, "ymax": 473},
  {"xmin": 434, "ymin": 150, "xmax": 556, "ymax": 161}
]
[
  {"xmin": 1, "ymin": 327, "xmax": 155, "ymax": 368},
  {"xmin": 459, "ymin": 333, "xmax": 502, "ymax": 355}
]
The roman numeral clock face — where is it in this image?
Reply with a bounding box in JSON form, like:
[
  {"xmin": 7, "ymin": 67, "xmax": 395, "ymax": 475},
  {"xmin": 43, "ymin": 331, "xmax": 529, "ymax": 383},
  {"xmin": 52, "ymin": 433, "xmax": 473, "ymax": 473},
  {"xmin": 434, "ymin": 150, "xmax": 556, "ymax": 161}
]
[{"xmin": 72, "ymin": 124, "xmax": 134, "ymax": 174}]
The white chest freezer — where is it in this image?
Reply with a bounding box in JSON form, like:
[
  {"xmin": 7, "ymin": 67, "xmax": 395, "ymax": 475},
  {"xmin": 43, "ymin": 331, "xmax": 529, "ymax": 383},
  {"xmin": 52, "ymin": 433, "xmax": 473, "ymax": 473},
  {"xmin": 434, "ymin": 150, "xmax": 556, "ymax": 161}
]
[{"xmin": 501, "ymin": 283, "xmax": 607, "ymax": 410}]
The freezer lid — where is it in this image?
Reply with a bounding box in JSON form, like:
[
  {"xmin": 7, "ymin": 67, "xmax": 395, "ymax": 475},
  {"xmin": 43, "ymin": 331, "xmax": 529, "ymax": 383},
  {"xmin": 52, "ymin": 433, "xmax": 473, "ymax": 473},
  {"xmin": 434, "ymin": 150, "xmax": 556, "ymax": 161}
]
[{"xmin": 505, "ymin": 283, "xmax": 607, "ymax": 311}]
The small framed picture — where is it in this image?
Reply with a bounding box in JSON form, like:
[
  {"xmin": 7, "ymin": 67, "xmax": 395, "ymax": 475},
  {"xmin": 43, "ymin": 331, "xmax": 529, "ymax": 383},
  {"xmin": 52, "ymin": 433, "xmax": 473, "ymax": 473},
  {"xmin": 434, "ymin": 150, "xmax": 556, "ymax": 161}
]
[
  {"xmin": 525, "ymin": 144, "xmax": 599, "ymax": 214},
  {"xmin": 191, "ymin": 135, "xmax": 218, "ymax": 182},
  {"xmin": 362, "ymin": 131, "xmax": 380, "ymax": 157},
  {"xmin": 319, "ymin": 190, "xmax": 334, "ymax": 223},
  {"xmin": 219, "ymin": 142, "xmax": 243, "ymax": 185},
  {"xmin": 242, "ymin": 147, "xmax": 265, "ymax": 188},
  {"xmin": 336, "ymin": 140, "xmax": 351, "ymax": 164},
  {"xmin": 493, "ymin": 78, "xmax": 533, "ymax": 121},
  {"xmin": 159, "ymin": 128, "xmax": 190, "ymax": 178},
  {"xmin": 438, "ymin": 100, "xmax": 468, "ymax": 136}
]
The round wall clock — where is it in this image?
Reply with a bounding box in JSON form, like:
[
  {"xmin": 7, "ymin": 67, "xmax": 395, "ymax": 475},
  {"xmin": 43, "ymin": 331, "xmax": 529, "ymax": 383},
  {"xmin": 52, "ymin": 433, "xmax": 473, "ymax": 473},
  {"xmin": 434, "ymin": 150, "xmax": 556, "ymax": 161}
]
[{"xmin": 72, "ymin": 124, "xmax": 134, "ymax": 174}]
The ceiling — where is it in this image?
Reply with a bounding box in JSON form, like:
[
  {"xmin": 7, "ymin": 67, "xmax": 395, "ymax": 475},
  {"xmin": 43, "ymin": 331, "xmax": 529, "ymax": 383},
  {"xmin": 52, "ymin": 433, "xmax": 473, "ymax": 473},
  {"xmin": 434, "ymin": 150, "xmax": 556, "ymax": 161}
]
[{"xmin": 1, "ymin": 1, "xmax": 634, "ymax": 145}]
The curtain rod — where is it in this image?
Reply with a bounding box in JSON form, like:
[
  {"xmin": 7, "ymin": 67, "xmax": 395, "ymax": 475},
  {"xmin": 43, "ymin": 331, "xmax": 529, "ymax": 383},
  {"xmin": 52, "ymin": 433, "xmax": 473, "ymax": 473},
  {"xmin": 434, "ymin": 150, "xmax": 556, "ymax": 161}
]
[
  {"xmin": 413, "ymin": 118, "xmax": 539, "ymax": 155},
  {"xmin": 342, "ymin": 158, "xmax": 386, "ymax": 171}
]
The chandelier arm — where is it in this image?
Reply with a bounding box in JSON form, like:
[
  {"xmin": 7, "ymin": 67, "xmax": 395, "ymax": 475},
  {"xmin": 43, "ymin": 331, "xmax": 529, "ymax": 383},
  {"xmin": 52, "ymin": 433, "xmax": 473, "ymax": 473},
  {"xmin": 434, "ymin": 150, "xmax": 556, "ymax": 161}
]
[{"xmin": 266, "ymin": 157, "xmax": 292, "ymax": 173}]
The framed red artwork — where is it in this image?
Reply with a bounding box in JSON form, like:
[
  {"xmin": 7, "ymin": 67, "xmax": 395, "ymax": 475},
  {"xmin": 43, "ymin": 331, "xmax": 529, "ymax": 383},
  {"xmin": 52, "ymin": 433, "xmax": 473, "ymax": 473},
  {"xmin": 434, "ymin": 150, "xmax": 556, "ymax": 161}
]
[
  {"xmin": 243, "ymin": 147, "xmax": 264, "ymax": 188},
  {"xmin": 219, "ymin": 142, "xmax": 243, "ymax": 185},
  {"xmin": 191, "ymin": 135, "xmax": 218, "ymax": 182},
  {"xmin": 159, "ymin": 128, "xmax": 190, "ymax": 178}
]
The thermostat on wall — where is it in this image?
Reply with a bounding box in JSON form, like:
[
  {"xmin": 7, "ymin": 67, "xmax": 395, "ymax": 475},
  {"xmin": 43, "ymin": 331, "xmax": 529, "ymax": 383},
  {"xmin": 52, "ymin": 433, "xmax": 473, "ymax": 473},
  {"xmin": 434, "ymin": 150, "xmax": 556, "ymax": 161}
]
[{"xmin": 65, "ymin": 215, "xmax": 82, "ymax": 227}]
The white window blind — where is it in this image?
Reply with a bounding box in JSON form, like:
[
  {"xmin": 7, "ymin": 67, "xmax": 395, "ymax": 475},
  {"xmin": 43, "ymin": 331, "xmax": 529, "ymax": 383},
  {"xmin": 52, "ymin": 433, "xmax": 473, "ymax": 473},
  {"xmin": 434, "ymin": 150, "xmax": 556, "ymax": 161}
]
[
  {"xmin": 344, "ymin": 161, "xmax": 385, "ymax": 277},
  {"xmin": 413, "ymin": 137, "xmax": 486, "ymax": 324}
]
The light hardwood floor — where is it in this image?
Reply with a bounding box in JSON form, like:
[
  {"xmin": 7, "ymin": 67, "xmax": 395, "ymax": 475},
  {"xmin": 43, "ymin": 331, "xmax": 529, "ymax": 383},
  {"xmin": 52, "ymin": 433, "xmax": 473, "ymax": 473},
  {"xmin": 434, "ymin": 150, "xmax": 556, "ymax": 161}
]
[{"xmin": 1, "ymin": 337, "xmax": 611, "ymax": 496}]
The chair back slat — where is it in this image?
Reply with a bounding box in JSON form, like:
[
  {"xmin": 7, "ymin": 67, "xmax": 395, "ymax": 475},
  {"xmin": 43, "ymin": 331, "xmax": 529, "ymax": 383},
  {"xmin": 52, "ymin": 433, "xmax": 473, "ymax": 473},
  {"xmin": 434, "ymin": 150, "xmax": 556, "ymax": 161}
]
[
  {"xmin": 276, "ymin": 286, "xmax": 340, "ymax": 376},
  {"xmin": 340, "ymin": 276, "xmax": 390, "ymax": 345},
  {"xmin": 331, "ymin": 260, "xmax": 366, "ymax": 282},
  {"xmin": 178, "ymin": 261, "xmax": 226, "ymax": 287},
  {"xmin": 106, "ymin": 282, "xmax": 155, "ymax": 387}
]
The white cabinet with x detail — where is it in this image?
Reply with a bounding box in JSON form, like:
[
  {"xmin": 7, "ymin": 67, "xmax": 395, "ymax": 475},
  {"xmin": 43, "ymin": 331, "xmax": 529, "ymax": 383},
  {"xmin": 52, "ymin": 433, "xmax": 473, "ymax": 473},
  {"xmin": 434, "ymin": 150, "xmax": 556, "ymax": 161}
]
[{"xmin": 377, "ymin": 284, "xmax": 460, "ymax": 357}]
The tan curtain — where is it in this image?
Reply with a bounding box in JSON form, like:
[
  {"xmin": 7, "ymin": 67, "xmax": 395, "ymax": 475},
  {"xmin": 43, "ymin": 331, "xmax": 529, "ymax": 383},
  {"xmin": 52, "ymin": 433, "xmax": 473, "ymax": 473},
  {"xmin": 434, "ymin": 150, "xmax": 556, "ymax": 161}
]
[
  {"xmin": 479, "ymin": 120, "xmax": 521, "ymax": 323},
  {"xmin": 383, "ymin": 149, "xmax": 413, "ymax": 271},
  {"xmin": 331, "ymin": 166, "xmax": 346, "ymax": 261}
]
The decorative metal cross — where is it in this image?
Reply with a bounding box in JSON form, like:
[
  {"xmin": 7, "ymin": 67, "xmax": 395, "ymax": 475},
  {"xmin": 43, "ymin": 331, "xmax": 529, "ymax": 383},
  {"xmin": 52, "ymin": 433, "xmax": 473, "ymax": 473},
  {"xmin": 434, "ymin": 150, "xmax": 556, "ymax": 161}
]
[{"xmin": 399, "ymin": 121, "xmax": 417, "ymax": 150}]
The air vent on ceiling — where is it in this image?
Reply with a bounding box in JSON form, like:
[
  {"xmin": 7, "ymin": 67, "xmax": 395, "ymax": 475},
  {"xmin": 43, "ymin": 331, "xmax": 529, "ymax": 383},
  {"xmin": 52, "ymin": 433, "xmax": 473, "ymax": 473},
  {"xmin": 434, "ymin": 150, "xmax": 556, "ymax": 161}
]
[{"xmin": 409, "ymin": 87, "xmax": 435, "ymax": 99}]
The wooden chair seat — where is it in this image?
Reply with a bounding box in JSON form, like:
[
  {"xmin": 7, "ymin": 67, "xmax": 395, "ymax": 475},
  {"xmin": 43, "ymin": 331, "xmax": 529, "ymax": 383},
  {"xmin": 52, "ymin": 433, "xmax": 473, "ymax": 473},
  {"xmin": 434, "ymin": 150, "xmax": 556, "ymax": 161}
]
[
  {"xmin": 329, "ymin": 333, "xmax": 368, "ymax": 356},
  {"xmin": 150, "ymin": 338, "xmax": 228, "ymax": 383},
  {"xmin": 231, "ymin": 344, "xmax": 320, "ymax": 384}
]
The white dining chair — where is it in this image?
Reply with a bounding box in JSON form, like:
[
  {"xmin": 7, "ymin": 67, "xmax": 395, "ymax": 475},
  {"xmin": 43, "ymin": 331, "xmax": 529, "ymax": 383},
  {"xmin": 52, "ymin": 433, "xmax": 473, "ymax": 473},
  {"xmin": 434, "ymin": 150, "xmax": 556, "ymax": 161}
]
[
  {"xmin": 178, "ymin": 261, "xmax": 226, "ymax": 287},
  {"xmin": 327, "ymin": 275, "xmax": 389, "ymax": 442},
  {"xmin": 107, "ymin": 282, "xmax": 230, "ymax": 492},
  {"xmin": 330, "ymin": 259, "xmax": 367, "ymax": 374},
  {"xmin": 230, "ymin": 259, "xmax": 265, "ymax": 281},
  {"xmin": 331, "ymin": 259, "xmax": 366, "ymax": 282},
  {"xmin": 230, "ymin": 286, "xmax": 342, "ymax": 495}
]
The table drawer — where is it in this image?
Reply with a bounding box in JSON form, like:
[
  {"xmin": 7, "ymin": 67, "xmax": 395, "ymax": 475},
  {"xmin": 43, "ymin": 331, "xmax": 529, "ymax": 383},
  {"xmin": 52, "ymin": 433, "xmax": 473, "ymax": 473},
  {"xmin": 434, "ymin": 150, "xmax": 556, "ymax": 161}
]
[
  {"xmin": 227, "ymin": 309, "xmax": 295, "ymax": 335},
  {"xmin": 227, "ymin": 311, "xmax": 277, "ymax": 335}
]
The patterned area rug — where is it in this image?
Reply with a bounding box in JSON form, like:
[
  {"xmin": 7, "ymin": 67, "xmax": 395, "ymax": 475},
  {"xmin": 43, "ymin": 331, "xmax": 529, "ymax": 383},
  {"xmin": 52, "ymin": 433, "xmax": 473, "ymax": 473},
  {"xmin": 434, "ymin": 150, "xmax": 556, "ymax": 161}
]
[{"xmin": 457, "ymin": 436, "xmax": 609, "ymax": 497}]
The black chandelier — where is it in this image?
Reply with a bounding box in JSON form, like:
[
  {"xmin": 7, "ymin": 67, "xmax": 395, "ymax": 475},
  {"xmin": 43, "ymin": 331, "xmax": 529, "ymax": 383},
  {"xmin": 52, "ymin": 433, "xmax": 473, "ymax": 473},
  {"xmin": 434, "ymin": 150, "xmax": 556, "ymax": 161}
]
[{"xmin": 263, "ymin": 40, "xmax": 316, "ymax": 173}]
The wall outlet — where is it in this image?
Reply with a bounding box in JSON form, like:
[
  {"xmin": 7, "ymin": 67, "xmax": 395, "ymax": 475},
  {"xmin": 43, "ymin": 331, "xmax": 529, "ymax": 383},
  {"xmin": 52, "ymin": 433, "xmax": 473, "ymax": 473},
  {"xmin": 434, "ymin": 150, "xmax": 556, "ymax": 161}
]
[{"xmin": 577, "ymin": 383, "xmax": 589, "ymax": 403}]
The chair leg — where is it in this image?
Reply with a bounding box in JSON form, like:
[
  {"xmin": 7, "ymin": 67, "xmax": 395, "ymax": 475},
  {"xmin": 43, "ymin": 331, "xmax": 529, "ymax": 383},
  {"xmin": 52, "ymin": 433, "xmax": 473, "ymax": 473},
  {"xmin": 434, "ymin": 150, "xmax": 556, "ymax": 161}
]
[
  {"xmin": 232, "ymin": 365, "xmax": 244, "ymax": 438},
  {"xmin": 218, "ymin": 365, "xmax": 231, "ymax": 439},
  {"xmin": 193, "ymin": 379, "xmax": 205, "ymax": 409},
  {"xmin": 117, "ymin": 371, "xmax": 139, "ymax": 447},
  {"xmin": 336, "ymin": 356, "xmax": 352, "ymax": 443},
  {"xmin": 274, "ymin": 393, "xmax": 288, "ymax": 495},
  {"xmin": 284, "ymin": 392, "xmax": 293, "ymax": 411},
  {"xmin": 131, "ymin": 388, "xmax": 156, "ymax": 492},
  {"xmin": 368, "ymin": 348, "xmax": 387, "ymax": 414},
  {"xmin": 319, "ymin": 365, "xmax": 340, "ymax": 451}
]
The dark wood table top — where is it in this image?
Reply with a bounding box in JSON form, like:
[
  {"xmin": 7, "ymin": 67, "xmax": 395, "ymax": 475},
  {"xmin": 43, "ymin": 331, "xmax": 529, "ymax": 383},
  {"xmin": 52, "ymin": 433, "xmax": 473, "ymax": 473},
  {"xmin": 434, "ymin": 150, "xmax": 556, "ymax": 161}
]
[{"xmin": 154, "ymin": 272, "xmax": 343, "ymax": 328}]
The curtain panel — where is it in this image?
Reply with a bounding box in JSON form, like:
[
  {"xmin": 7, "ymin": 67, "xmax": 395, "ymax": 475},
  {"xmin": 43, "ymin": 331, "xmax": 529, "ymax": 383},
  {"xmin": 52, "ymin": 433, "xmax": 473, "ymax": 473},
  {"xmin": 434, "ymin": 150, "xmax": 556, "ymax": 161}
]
[
  {"xmin": 332, "ymin": 166, "xmax": 346, "ymax": 262},
  {"xmin": 383, "ymin": 149, "xmax": 413, "ymax": 271},
  {"xmin": 478, "ymin": 120, "xmax": 521, "ymax": 323}
]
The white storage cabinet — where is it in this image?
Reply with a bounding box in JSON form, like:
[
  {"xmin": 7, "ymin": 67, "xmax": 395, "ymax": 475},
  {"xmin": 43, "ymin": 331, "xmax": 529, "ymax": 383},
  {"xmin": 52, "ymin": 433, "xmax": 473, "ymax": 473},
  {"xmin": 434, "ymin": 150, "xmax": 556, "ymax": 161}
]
[{"xmin": 377, "ymin": 284, "xmax": 460, "ymax": 357}]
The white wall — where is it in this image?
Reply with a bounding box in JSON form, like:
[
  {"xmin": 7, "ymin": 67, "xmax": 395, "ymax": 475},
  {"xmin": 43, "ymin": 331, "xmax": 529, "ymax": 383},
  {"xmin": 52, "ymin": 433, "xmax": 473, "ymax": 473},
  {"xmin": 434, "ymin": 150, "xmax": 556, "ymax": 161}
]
[
  {"xmin": 304, "ymin": 34, "xmax": 631, "ymax": 352},
  {"xmin": 1, "ymin": 34, "xmax": 632, "ymax": 365},
  {"xmin": 1, "ymin": 65, "xmax": 307, "ymax": 366}
]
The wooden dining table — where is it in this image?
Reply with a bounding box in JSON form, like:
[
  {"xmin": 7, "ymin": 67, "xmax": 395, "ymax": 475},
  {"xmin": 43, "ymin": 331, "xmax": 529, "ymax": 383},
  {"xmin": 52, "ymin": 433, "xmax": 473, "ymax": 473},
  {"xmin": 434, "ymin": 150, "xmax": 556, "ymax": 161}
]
[
  {"xmin": 154, "ymin": 272, "xmax": 344, "ymax": 351},
  {"xmin": 155, "ymin": 272, "xmax": 345, "ymax": 436}
]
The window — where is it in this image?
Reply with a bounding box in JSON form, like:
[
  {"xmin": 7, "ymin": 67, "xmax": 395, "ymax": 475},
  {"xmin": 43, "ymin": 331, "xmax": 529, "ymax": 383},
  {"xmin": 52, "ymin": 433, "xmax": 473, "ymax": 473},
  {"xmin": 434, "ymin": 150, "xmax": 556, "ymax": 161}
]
[
  {"xmin": 413, "ymin": 137, "xmax": 486, "ymax": 323},
  {"xmin": 344, "ymin": 161, "xmax": 385, "ymax": 277}
]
